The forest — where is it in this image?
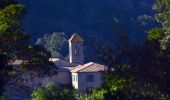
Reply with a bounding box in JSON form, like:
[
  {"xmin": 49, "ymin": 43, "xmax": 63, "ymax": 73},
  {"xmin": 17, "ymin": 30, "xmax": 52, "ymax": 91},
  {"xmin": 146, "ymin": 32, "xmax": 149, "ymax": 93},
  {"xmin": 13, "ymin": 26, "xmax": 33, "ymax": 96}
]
[{"xmin": 0, "ymin": 0, "xmax": 170, "ymax": 100}]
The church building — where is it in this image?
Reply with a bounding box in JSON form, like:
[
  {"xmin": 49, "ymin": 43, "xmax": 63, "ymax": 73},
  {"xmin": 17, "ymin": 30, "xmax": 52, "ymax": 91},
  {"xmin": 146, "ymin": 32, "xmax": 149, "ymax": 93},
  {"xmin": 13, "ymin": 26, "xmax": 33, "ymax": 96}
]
[
  {"xmin": 51, "ymin": 33, "xmax": 107, "ymax": 93},
  {"xmin": 7, "ymin": 33, "xmax": 108, "ymax": 94}
]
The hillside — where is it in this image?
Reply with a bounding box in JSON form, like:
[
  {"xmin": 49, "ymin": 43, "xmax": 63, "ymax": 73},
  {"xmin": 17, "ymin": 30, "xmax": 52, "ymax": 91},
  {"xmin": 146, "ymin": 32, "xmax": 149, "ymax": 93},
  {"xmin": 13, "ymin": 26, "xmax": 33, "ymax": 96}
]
[{"xmin": 20, "ymin": 0, "xmax": 156, "ymax": 43}]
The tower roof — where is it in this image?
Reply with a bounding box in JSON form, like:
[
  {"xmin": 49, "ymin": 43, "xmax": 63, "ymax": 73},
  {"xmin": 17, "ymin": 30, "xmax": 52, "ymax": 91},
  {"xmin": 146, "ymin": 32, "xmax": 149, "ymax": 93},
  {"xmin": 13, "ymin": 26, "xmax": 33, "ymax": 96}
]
[{"xmin": 68, "ymin": 33, "xmax": 84, "ymax": 42}]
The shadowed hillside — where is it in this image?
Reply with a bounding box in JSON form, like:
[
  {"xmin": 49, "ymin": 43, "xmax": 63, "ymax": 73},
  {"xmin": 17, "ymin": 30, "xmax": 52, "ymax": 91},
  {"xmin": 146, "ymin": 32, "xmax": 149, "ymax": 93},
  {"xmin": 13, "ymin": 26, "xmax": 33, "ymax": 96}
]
[{"xmin": 20, "ymin": 0, "xmax": 156, "ymax": 43}]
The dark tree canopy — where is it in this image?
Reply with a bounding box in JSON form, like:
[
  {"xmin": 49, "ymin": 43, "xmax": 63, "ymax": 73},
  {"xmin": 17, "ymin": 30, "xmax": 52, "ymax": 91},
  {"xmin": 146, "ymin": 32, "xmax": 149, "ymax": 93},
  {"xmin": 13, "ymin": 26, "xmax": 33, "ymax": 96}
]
[{"xmin": 0, "ymin": 0, "xmax": 54, "ymax": 96}]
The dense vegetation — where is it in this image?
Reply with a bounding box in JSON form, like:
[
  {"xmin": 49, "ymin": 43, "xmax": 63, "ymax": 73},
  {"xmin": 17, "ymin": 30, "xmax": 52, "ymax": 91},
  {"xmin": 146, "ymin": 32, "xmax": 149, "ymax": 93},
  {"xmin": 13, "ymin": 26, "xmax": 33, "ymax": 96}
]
[
  {"xmin": 95, "ymin": 0, "xmax": 170, "ymax": 99},
  {"xmin": 0, "ymin": 0, "xmax": 27, "ymax": 95},
  {"xmin": 0, "ymin": 0, "xmax": 53, "ymax": 97},
  {"xmin": 32, "ymin": 83, "xmax": 77, "ymax": 100},
  {"xmin": 0, "ymin": 0, "xmax": 170, "ymax": 100}
]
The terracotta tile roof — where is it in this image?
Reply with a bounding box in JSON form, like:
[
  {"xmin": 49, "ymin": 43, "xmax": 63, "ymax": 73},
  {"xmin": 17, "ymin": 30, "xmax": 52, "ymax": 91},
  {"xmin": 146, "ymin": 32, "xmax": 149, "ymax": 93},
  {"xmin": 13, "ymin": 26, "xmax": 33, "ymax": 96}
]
[
  {"xmin": 68, "ymin": 33, "xmax": 84, "ymax": 42},
  {"xmin": 71, "ymin": 62, "xmax": 107, "ymax": 73}
]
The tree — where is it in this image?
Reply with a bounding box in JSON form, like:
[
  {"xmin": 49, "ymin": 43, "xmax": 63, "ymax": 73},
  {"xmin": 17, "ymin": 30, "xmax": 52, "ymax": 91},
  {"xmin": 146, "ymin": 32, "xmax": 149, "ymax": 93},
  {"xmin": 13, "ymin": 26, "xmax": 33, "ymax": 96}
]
[
  {"xmin": 0, "ymin": 54, "xmax": 8, "ymax": 95},
  {"xmin": 144, "ymin": 0, "xmax": 170, "ymax": 96},
  {"xmin": 0, "ymin": 2, "xmax": 29, "ymax": 58},
  {"xmin": 32, "ymin": 87, "xmax": 47, "ymax": 100},
  {"xmin": 152, "ymin": 0, "xmax": 170, "ymax": 50},
  {"xmin": 36, "ymin": 32, "xmax": 67, "ymax": 59},
  {"xmin": 23, "ymin": 45, "xmax": 53, "ymax": 72},
  {"xmin": 129, "ymin": 0, "xmax": 170, "ymax": 98},
  {"xmin": 32, "ymin": 82, "xmax": 77, "ymax": 100},
  {"xmin": 0, "ymin": 0, "xmax": 53, "ymax": 96},
  {"xmin": 96, "ymin": 1, "xmax": 170, "ymax": 98},
  {"xmin": 98, "ymin": 22, "xmax": 137, "ymax": 67},
  {"xmin": 36, "ymin": 38, "xmax": 46, "ymax": 47},
  {"xmin": 113, "ymin": 23, "xmax": 137, "ymax": 65},
  {"xmin": 98, "ymin": 45, "xmax": 115, "ymax": 67},
  {"xmin": 50, "ymin": 32, "xmax": 67, "ymax": 58},
  {"xmin": 0, "ymin": 0, "xmax": 29, "ymax": 95},
  {"xmin": 77, "ymin": 89, "xmax": 106, "ymax": 100},
  {"xmin": 77, "ymin": 64, "xmax": 135, "ymax": 100}
]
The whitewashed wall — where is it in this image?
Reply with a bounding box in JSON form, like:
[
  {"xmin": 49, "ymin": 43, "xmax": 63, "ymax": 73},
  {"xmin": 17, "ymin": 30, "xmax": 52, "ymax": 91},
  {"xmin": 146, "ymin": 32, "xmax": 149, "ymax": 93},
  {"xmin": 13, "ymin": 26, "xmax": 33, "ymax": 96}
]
[
  {"xmin": 72, "ymin": 73, "xmax": 78, "ymax": 89},
  {"xmin": 77, "ymin": 72, "xmax": 104, "ymax": 93}
]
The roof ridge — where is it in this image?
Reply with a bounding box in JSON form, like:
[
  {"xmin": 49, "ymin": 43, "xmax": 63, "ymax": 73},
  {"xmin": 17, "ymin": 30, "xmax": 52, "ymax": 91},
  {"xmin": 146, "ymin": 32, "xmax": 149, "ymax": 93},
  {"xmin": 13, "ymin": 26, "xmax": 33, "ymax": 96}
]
[
  {"xmin": 78, "ymin": 62, "xmax": 94, "ymax": 72},
  {"xmin": 71, "ymin": 62, "xmax": 94, "ymax": 72},
  {"xmin": 71, "ymin": 62, "xmax": 108, "ymax": 73},
  {"xmin": 68, "ymin": 33, "xmax": 84, "ymax": 42}
]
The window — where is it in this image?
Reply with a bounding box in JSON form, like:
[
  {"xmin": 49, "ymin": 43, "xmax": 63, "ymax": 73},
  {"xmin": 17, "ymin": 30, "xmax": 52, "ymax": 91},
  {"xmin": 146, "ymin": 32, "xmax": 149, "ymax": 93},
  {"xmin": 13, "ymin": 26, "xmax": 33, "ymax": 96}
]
[
  {"xmin": 86, "ymin": 75, "xmax": 94, "ymax": 82},
  {"xmin": 75, "ymin": 46, "xmax": 80, "ymax": 56}
]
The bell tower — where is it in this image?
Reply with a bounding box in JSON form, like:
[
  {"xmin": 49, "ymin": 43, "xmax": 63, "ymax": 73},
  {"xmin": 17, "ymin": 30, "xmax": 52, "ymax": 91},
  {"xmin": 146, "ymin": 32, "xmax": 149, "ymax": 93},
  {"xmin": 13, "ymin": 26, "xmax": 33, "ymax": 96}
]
[{"xmin": 68, "ymin": 33, "xmax": 84, "ymax": 64}]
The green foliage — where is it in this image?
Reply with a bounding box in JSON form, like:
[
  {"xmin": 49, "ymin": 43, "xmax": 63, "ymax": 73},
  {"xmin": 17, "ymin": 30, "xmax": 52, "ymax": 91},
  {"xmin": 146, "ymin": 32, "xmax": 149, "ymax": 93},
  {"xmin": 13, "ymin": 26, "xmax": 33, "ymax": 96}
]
[
  {"xmin": 94, "ymin": 0, "xmax": 170, "ymax": 99},
  {"xmin": 0, "ymin": 0, "xmax": 52, "ymax": 96},
  {"xmin": 0, "ymin": 1, "xmax": 29, "ymax": 58},
  {"xmin": 0, "ymin": 4, "xmax": 25, "ymax": 33},
  {"xmin": 90, "ymin": 89, "xmax": 106, "ymax": 100},
  {"xmin": 0, "ymin": 0, "xmax": 28, "ymax": 95},
  {"xmin": 102, "ymin": 65, "xmax": 134, "ymax": 97},
  {"xmin": 32, "ymin": 88, "xmax": 47, "ymax": 100},
  {"xmin": 161, "ymin": 37, "xmax": 170, "ymax": 50},
  {"xmin": 152, "ymin": 0, "xmax": 170, "ymax": 50},
  {"xmin": 0, "ymin": 22, "xmax": 8, "ymax": 32},
  {"xmin": 0, "ymin": 96, "xmax": 7, "ymax": 100},
  {"xmin": 143, "ymin": 2, "xmax": 170, "ymax": 98},
  {"xmin": 77, "ymin": 89, "xmax": 106, "ymax": 100},
  {"xmin": 105, "ymin": 76, "xmax": 126, "ymax": 93},
  {"xmin": 154, "ymin": 0, "xmax": 170, "ymax": 34},
  {"xmin": 22, "ymin": 45, "xmax": 53, "ymax": 72},
  {"xmin": 148, "ymin": 28, "xmax": 162, "ymax": 41},
  {"xmin": 78, "ymin": 64, "xmax": 134, "ymax": 100},
  {"xmin": 144, "ymin": 1, "xmax": 170, "ymax": 98},
  {"xmin": 31, "ymin": 82, "xmax": 77, "ymax": 100}
]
